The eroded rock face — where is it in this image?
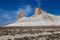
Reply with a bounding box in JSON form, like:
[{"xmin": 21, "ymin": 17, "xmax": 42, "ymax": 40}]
[
  {"xmin": 17, "ymin": 12, "xmax": 25, "ymax": 20},
  {"xmin": 0, "ymin": 28, "xmax": 60, "ymax": 40},
  {"xmin": 8, "ymin": 38, "xmax": 12, "ymax": 40},
  {"xmin": 34, "ymin": 7, "xmax": 41, "ymax": 16}
]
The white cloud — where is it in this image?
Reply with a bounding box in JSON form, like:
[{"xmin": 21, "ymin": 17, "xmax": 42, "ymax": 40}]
[
  {"xmin": 0, "ymin": 9, "xmax": 14, "ymax": 20},
  {"xmin": 3, "ymin": 14, "xmax": 12, "ymax": 20},
  {"xmin": 25, "ymin": 5, "xmax": 33, "ymax": 13},
  {"xmin": 17, "ymin": 5, "xmax": 33, "ymax": 16},
  {"xmin": 0, "ymin": 5, "xmax": 33, "ymax": 20},
  {"xmin": 0, "ymin": 5, "xmax": 33, "ymax": 26}
]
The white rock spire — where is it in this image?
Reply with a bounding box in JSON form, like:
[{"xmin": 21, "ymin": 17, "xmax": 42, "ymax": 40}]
[
  {"xmin": 34, "ymin": 7, "xmax": 41, "ymax": 16},
  {"xmin": 17, "ymin": 12, "xmax": 25, "ymax": 21}
]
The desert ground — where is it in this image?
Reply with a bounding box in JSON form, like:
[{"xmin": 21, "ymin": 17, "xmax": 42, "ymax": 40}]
[{"xmin": 0, "ymin": 26, "xmax": 60, "ymax": 40}]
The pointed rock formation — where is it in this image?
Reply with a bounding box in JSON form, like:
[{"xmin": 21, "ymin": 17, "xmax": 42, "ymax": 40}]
[
  {"xmin": 34, "ymin": 7, "xmax": 41, "ymax": 16},
  {"xmin": 4, "ymin": 7, "xmax": 60, "ymax": 26},
  {"xmin": 17, "ymin": 12, "xmax": 25, "ymax": 20}
]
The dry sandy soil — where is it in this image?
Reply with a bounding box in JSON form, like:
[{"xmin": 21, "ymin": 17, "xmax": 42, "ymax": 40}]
[{"xmin": 0, "ymin": 26, "xmax": 60, "ymax": 40}]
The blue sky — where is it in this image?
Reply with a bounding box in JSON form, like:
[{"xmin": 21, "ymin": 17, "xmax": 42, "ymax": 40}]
[{"xmin": 0, "ymin": 0, "xmax": 60, "ymax": 26}]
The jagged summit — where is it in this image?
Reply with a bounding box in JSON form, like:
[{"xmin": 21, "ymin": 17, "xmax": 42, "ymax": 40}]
[
  {"xmin": 5, "ymin": 7, "xmax": 60, "ymax": 26},
  {"xmin": 17, "ymin": 12, "xmax": 25, "ymax": 20},
  {"xmin": 34, "ymin": 7, "xmax": 41, "ymax": 16}
]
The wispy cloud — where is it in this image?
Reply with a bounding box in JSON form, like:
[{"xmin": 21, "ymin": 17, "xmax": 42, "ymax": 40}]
[
  {"xmin": 17, "ymin": 5, "xmax": 33, "ymax": 16},
  {"xmin": 0, "ymin": 9, "xmax": 12, "ymax": 20},
  {"xmin": 0, "ymin": 5, "xmax": 33, "ymax": 21},
  {"xmin": 0, "ymin": 0, "xmax": 42, "ymax": 26},
  {"xmin": 0, "ymin": 4, "xmax": 33, "ymax": 26},
  {"xmin": 0, "ymin": 8, "xmax": 18, "ymax": 19},
  {"xmin": 0, "ymin": 9, "xmax": 17, "ymax": 26},
  {"xmin": 3, "ymin": 14, "xmax": 12, "ymax": 20}
]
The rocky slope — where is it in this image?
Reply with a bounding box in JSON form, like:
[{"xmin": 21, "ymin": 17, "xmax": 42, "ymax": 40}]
[{"xmin": 5, "ymin": 7, "xmax": 60, "ymax": 26}]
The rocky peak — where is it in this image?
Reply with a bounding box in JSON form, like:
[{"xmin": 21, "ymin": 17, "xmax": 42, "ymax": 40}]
[
  {"xmin": 17, "ymin": 12, "xmax": 25, "ymax": 20},
  {"xmin": 34, "ymin": 7, "xmax": 41, "ymax": 16}
]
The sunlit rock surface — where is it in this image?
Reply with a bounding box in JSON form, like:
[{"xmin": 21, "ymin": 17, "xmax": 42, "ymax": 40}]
[{"xmin": 5, "ymin": 7, "xmax": 60, "ymax": 26}]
